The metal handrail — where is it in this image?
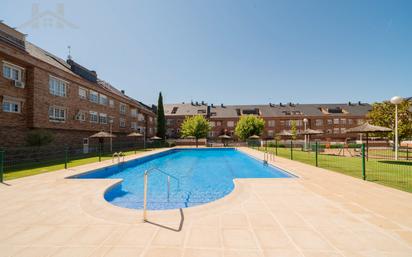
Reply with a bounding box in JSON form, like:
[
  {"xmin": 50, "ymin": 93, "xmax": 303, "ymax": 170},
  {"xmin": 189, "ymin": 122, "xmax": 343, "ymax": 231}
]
[
  {"xmin": 112, "ymin": 152, "xmax": 125, "ymax": 163},
  {"xmin": 143, "ymin": 167, "xmax": 180, "ymax": 221}
]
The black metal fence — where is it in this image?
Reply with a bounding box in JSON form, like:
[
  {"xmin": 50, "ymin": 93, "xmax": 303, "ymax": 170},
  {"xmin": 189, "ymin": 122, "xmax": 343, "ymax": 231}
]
[
  {"xmin": 253, "ymin": 140, "xmax": 412, "ymax": 193},
  {"xmin": 0, "ymin": 141, "xmax": 168, "ymax": 181}
]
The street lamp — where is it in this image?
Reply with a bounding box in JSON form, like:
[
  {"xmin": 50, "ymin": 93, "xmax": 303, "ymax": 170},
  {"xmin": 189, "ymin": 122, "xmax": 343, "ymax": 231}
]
[
  {"xmin": 109, "ymin": 118, "xmax": 114, "ymax": 152},
  {"xmin": 390, "ymin": 96, "xmax": 403, "ymax": 160},
  {"xmin": 303, "ymin": 118, "xmax": 308, "ymax": 150}
]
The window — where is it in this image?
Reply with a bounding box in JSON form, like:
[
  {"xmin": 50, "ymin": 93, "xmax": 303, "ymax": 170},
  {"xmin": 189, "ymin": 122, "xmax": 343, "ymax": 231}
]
[
  {"xmin": 89, "ymin": 90, "xmax": 98, "ymax": 103},
  {"xmin": 208, "ymin": 131, "xmax": 215, "ymax": 137},
  {"xmin": 327, "ymin": 119, "xmax": 333, "ymax": 125},
  {"xmin": 216, "ymin": 121, "xmax": 222, "ymax": 126},
  {"xmin": 120, "ymin": 103, "xmax": 127, "ymax": 114},
  {"xmin": 138, "ymin": 113, "xmax": 145, "ymax": 121},
  {"xmin": 99, "ymin": 113, "xmax": 108, "ymax": 124},
  {"xmin": 268, "ymin": 130, "xmax": 274, "ymax": 137},
  {"xmin": 210, "ymin": 121, "xmax": 215, "ymax": 127},
  {"xmin": 333, "ymin": 128, "xmax": 340, "ymax": 134},
  {"xmin": 315, "ymin": 119, "xmax": 323, "ymax": 127},
  {"xmin": 2, "ymin": 100, "xmax": 21, "ymax": 113},
  {"xmin": 131, "ymin": 108, "xmax": 138, "ymax": 117},
  {"xmin": 48, "ymin": 106, "xmax": 66, "ymax": 122},
  {"xmin": 341, "ymin": 128, "xmax": 346, "ymax": 134},
  {"xmin": 149, "ymin": 117, "xmax": 153, "ymax": 123},
  {"xmin": 227, "ymin": 121, "xmax": 234, "ymax": 127},
  {"xmin": 268, "ymin": 120, "xmax": 275, "ymax": 127},
  {"xmin": 79, "ymin": 87, "xmax": 87, "ymax": 99},
  {"xmin": 357, "ymin": 119, "xmax": 364, "ymax": 125},
  {"xmin": 340, "ymin": 118, "xmax": 346, "ymax": 125},
  {"xmin": 348, "ymin": 119, "xmax": 353, "ymax": 125},
  {"xmin": 131, "ymin": 121, "xmax": 138, "ymax": 130},
  {"xmin": 75, "ymin": 110, "xmax": 86, "ymax": 121},
  {"xmin": 166, "ymin": 119, "xmax": 173, "ymax": 126},
  {"xmin": 3, "ymin": 62, "xmax": 23, "ymax": 82},
  {"xmin": 109, "ymin": 99, "xmax": 114, "ymax": 108},
  {"xmin": 333, "ymin": 118, "xmax": 340, "ymax": 125},
  {"xmin": 89, "ymin": 111, "xmax": 98, "ymax": 123},
  {"xmin": 280, "ymin": 120, "xmax": 285, "ymax": 126},
  {"xmin": 99, "ymin": 94, "xmax": 108, "ymax": 105},
  {"xmin": 49, "ymin": 76, "xmax": 67, "ymax": 97},
  {"xmin": 120, "ymin": 118, "xmax": 126, "ymax": 128}
]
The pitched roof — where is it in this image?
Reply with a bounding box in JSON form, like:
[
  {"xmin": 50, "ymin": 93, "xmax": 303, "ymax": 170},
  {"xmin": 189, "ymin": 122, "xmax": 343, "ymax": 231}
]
[{"xmin": 164, "ymin": 103, "xmax": 208, "ymax": 116}]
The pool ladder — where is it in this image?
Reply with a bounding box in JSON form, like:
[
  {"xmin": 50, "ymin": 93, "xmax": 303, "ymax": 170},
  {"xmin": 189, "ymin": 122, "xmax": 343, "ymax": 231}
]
[
  {"xmin": 142, "ymin": 167, "xmax": 180, "ymax": 222},
  {"xmin": 263, "ymin": 151, "xmax": 274, "ymax": 164},
  {"xmin": 112, "ymin": 152, "xmax": 125, "ymax": 163}
]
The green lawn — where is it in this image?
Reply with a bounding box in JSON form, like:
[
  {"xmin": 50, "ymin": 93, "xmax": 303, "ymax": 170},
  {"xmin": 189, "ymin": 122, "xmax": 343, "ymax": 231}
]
[
  {"xmin": 4, "ymin": 149, "xmax": 154, "ymax": 181},
  {"xmin": 258, "ymin": 147, "xmax": 412, "ymax": 193}
]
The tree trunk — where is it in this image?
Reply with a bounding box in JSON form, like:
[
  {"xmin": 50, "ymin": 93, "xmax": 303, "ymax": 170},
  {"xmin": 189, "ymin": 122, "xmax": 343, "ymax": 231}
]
[{"xmin": 196, "ymin": 138, "xmax": 198, "ymax": 148}]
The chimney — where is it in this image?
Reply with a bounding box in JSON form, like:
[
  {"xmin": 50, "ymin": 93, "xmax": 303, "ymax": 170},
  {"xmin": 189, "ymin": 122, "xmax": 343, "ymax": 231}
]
[
  {"xmin": 358, "ymin": 101, "xmax": 362, "ymax": 105},
  {"xmin": 348, "ymin": 101, "xmax": 352, "ymax": 106},
  {"xmin": 221, "ymin": 103, "xmax": 224, "ymax": 108},
  {"xmin": 121, "ymin": 90, "xmax": 125, "ymax": 94},
  {"xmin": 211, "ymin": 103, "xmax": 214, "ymax": 108},
  {"xmin": 201, "ymin": 101, "xmax": 205, "ymax": 105},
  {"xmin": 279, "ymin": 102, "xmax": 283, "ymax": 107}
]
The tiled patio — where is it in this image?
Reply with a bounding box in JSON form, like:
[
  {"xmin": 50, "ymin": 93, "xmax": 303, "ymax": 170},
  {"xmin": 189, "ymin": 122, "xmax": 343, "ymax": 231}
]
[{"xmin": 0, "ymin": 147, "xmax": 411, "ymax": 257}]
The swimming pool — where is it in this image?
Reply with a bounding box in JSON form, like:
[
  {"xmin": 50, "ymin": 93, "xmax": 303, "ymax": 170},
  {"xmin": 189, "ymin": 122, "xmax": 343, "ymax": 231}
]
[{"xmin": 73, "ymin": 148, "xmax": 294, "ymax": 210}]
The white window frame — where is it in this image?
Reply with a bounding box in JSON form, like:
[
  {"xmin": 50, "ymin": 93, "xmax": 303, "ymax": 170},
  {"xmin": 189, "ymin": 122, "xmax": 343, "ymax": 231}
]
[
  {"xmin": 99, "ymin": 113, "xmax": 108, "ymax": 124},
  {"xmin": 138, "ymin": 113, "xmax": 145, "ymax": 121},
  {"xmin": 120, "ymin": 103, "xmax": 127, "ymax": 114},
  {"xmin": 75, "ymin": 110, "xmax": 87, "ymax": 121},
  {"xmin": 89, "ymin": 90, "xmax": 99, "ymax": 103},
  {"xmin": 89, "ymin": 111, "xmax": 98, "ymax": 123},
  {"xmin": 2, "ymin": 61, "xmax": 24, "ymax": 82},
  {"xmin": 79, "ymin": 87, "xmax": 87, "ymax": 99},
  {"xmin": 315, "ymin": 119, "xmax": 323, "ymax": 127},
  {"xmin": 119, "ymin": 118, "xmax": 126, "ymax": 128},
  {"xmin": 49, "ymin": 76, "xmax": 68, "ymax": 97},
  {"xmin": 131, "ymin": 108, "xmax": 138, "ymax": 117},
  {"xmin": 99, "ymin": 94, "xmax": 108, "ymax": 106},
  {"xmin": 2, "ymin": 99, "xmax": 21, "ymax": 113},
  {"xmin": 268, "ymin": 120, "xmax": 275, "ymax": 127},
  {"xmin": 131, "ymin": 121, "xmax": 138, "ymax": 130},
  {"xmin": 48, "ymin": 106, "xmax": 66, "ymax": 122},
  {"xmin": 227, "ymin": 121, "xmax": 234, "ymax": 127},
  {"xmin": 109, "ymin": 99, "xmax": 115, "ymax": 108}
]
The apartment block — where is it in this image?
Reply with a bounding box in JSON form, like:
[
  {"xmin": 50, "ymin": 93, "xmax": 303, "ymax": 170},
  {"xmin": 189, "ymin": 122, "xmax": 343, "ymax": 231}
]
[
  {"xmin": 164, "ymin": 101, "xmax": 372, "ymax": 141},
  {"xmin": 0, "ymin": 22, "xmax": 156, "ymax": 149}
]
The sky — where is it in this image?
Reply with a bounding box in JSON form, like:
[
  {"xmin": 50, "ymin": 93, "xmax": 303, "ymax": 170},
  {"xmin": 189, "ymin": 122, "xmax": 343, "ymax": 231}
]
[{"xmin": 1, "ymin": 0, "xmax": 411, "ymax": 105}]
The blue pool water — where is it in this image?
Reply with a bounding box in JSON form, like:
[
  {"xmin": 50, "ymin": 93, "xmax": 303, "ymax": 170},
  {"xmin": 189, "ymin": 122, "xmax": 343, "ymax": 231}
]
[{"xmin": 73, "ymin": 148, "xmax": 293, "ymax": 210}]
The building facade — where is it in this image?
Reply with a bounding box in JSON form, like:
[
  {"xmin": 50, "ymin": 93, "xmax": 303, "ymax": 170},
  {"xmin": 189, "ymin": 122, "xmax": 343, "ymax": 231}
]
[
  {"xmin": 0, "ymin": 22, "xmax": 156, "ymax": 149},
  {"xmin": 165, "ymin": 101, "xmax": 372, "ymax": 142}
]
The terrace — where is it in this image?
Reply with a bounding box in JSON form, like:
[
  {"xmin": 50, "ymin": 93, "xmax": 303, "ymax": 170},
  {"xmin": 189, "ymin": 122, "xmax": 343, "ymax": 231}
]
[{"xmin": 0, "ymin": 147, "xmax": 411, "ymax": 257}]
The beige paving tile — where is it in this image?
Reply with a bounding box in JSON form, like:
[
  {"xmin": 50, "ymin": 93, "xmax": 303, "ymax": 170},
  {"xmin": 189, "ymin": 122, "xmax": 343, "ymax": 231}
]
[
  {"xmin": 114, "ymin": 226, "xmax": 157, "ymax": 246},
  {"xmin": 221, "ymin": 213, "xmax": 249, "ymax": 228},
  {"xmin": 67, "ymin": 226, "xmax": 115, "ymax": 246},
  {"xmin": 184, "ymin": 248, "xmax": 223, "ymax": 257},
  {"xmin": 286, "ymin": 229, "xmax": 334, "ymax": 251},
  {"xmin": 253, "ymin": 229, "xmax": 294, "ymax": 249},
  {"xmin": 302, "ymin": 251, "xmax": 343, "ymax": 257},
  {"xmin": 151, "ymin": 228, "xmax": 187, "ymax": 247},
  {"xmin": 263, "ymin": 249, "xmax": 303, "ymax": 257},
  {"xmin": 248, "ymin": 213, "xmax": 279, "ymax": 229},
  {"xmin": 5, "ymin": 226, "xmax": 55, "ymax": 245},
  {"xmin": 144, "ymin": 247, "xmax": 182, "ymax": 257},
  {"xmin": 11, "ymin": 247, "xmax": 57, "ymax": 257},
  {"xmin": 224, "ymin": 249, "xmax": 262, "ymax": 257},
  {"xmin": 49, "ymin": 247, "xmax": 96, "ymax": 257},
  {"xmin": 222, "ymin": 229, "xmax": 258, "ymax": 249},
  {"xmin": 186, "ymin": 227, "xmax": 222, "ymax": 248},
  {"xmin": 102, "ymin": 246, "xmax": 143, "ymax": 257}
]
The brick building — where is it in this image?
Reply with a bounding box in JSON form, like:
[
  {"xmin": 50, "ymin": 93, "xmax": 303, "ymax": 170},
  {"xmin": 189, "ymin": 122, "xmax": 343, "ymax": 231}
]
[
  {"xmin": 164, "ymin": 101, "xmax": 372, "ymax": 142},
  {"xmin": 0, "ymin": 22, "xmax": 156, "ymax": 149}
]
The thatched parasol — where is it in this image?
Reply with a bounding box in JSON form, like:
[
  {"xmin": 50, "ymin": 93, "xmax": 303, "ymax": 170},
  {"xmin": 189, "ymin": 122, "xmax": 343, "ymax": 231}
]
[
  {"xmin": 219, "ymin": 134, "xmax": 231, "ymax": 147},
  {"xmin": 90, "ymin": 131, "xmax": 116, "ymax": 138},
  {"xmin": 127, "ymin": 132, "xmax": 143, "ymax": 137},
  {"xmin": 346, "ymin": 122, "xmax": 392, "ymax": 160},
  {"xmin": 150, "ymin": 136, "xmax": 162, "ymax": 140},
  {"xmin": 277, "ymin": 130, "xmax": 293, "ymax": 137},
  {"xmin": 298, "ymin": 129, "xmax": 323, "ymax": 135},
  {"xmin": 248, "ymin": 135, "xmax": 260, "ymax": 139}
]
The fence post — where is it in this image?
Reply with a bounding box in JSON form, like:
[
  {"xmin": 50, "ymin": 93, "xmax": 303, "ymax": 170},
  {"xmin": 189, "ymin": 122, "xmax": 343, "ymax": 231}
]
[
  {"xmin": 362, "ymin": 143, "xmax": 366, "ymax": 180},
  {"xmin": 98, "ymin": 144, "xmax": 102, "ymax": 162},
  {"xmin": 64, "ymin": 147, "xmax": 68, "ymax": 169},
  {"xmin": 275, "ymin": 139, "xmax": 278, "ymax": 156},
  {"xmin": 0, "ymin": 150, "xmax": 4, "ymax": 183},
  {"xmin": 407, "ymin": 145, "xmax": 409, "ymax": 161},
  {"xmin": 315, "ymin": 141, "xmax": 319, "ymax": 167},
  {"xmin": 290, "ymin": 140, "xmax": 293, "ymax": 160}
]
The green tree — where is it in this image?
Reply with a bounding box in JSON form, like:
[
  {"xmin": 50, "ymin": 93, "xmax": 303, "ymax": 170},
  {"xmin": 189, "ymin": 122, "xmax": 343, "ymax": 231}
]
[
  {"xmin": 290, "ymin": 120, "xmax": 297, "ymax": 140},
  {"xmin": 156, "ymin": 92, "xmax": 166, "ymax": 140},
  {"xmin": 181, "ymin": 115, "xmax": 211, "ymax": 147},
  {"xmin": 26, "ymin": 129, "xmax": 54, "ymax": 146},
  {"xmin": 368, "ymin": 100, "xmax": 412, "ymax": 141},
  {"xmin": 234, "ymin": 115, "xmax": 265, "ymax": 141}
]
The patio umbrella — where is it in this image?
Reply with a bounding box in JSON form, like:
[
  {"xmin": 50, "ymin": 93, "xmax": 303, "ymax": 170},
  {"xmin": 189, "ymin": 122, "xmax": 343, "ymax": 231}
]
[
  {"xmin": 298, "ymin": 129, "xmax": 323, "ymax": 151},
  {"xmin": 346, "ymin": 122, "xmax": 392, "ymax": 160},
  {"xmin": 218, "ymin": 134, "xmax": 231, "ymax": 147},
  {"xmin": 90, "ymin": 131, "xmax": 116, "ymax": 153},
  {"xmin": 248, "ymin": 135, "xmax": 260, "ymax": 139},
  {"xmin": 128, "ymin": 132, "xmax": 143, "ymax": 151},
  {"xmin": 150, "ymin": 136, "xmax": 162, "ymax": 140},
  {"xmin": 277, "ymin": 130, "xmax": 293, "ymax": 138}
]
